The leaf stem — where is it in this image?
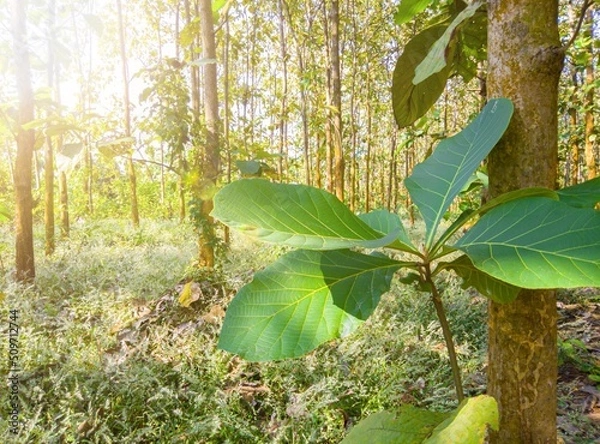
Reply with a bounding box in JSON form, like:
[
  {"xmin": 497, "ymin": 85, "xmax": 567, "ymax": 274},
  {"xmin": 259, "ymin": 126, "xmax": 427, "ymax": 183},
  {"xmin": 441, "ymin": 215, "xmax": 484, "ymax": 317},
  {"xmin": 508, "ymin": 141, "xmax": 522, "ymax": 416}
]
[{"xmin": 424, "ymin": 263, "xmax": 465, "ymax": 403}]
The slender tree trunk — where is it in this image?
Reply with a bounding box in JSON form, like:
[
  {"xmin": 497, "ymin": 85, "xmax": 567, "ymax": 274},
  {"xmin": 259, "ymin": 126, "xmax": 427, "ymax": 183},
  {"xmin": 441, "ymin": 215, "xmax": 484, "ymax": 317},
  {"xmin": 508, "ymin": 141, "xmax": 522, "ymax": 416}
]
[
  {"xmin": 12, "ymin": 0, "xmax": 35, "ymax": 282},
  {"xmin": 584, "ymin": 6, "xmax": 596, "ymax": 180},
  {"xmin": 117, "ymin": 0, "xmax": 139, "ymax": 228},
  {"xmin": 487, "ymin": 1, "xmax": 563, "ymax": 442},
  {"xmin": 198, "ymin": 0, "xmax": 220, "ymax": 269},
  {"xmin": 223, "ymin": 13, "xmax": 231, "ymax": 244},
  {"xmin": 328, "ymin": 0, "xmax": 344, "ymax": 201},
  {"xmin": 365, "ymin": 71, "xmax": 372, "ymax": 213},
  {"xmin": 86, "ymin": 142, "xmax": 93, "ymax": 214},
  {"xmin": 568, "ymin": 100, "xmax": 579, "ymax": 186},
  {"xmin": 59, "ymin": 170, "xmax": 69, "ymax": 238},
  {"xmin": 45, "ymin": 0, "xmax": 56, "ymax": 256},
  {"xmin": 277, "ymin": 0, "xmax": 289, "ymax": 183}
]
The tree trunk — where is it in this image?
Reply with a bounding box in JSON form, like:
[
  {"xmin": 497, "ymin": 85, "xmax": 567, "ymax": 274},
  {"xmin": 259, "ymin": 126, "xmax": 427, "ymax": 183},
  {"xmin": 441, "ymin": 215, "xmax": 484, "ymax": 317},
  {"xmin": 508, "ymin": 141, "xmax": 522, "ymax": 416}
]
[
  {"xmin": 59, "ymin": 170, "xmax": 69, "ymax": 238},
  {"xmin": 12, "ymin": 0, "xmax": 35, "ymax": 282},
  {"xmin": 117, "ymin": 0, "xmax": 139, "ymax": 228},
  {"xmin": 44, "ymin": 0, "xmax": 56, "ymax": 256},
  {"xmin": 584, "ymin": 6, "xmax": 596, "ymax": 180},
  {"xmin": 198, "ymin": 0, "xmax": 220, "ymax": 269},
  {"xmin": 487, "ymin": 1, "xmax": 563, "ymax": 442},
  {"xmin": 277, "ymin": 0, "xmax": 289, "ymax": 184},
  {"xmin": 329, "ymin": 0, "xmax": 344, "ymax": 201}
]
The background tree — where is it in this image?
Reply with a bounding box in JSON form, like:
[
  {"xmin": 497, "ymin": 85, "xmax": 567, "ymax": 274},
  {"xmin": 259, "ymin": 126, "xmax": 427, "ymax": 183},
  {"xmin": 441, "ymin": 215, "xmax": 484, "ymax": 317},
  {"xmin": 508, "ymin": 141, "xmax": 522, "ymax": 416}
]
[
  {"xmin": 116, "ymin": 0, "xmax": 140, "ymax": 228},
  {"xmin": 11, "ymin": 0, "xmax": 35, "ymax": 281},
  {"xmin": 487, "ymin": 0, "xmax": 564, "ymax": 441},
  {"xmin": 197, "ymin": 0, "xmax": 220, "ymax": 269}
]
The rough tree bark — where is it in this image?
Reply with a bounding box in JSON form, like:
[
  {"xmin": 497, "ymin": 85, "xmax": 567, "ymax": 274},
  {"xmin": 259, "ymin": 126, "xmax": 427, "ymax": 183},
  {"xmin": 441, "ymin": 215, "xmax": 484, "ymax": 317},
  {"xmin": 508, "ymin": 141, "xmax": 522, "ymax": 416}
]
[
  {"xmin": 12, "ymin": 0, "xmax": 36, "ymax": 281},
  {"xmin": 487, "ymin": 1, "xmax": 564, "ymax": 442},
  {"xmin": 198, "ymin": 0, "xmax": 220, "ymax": 269}
]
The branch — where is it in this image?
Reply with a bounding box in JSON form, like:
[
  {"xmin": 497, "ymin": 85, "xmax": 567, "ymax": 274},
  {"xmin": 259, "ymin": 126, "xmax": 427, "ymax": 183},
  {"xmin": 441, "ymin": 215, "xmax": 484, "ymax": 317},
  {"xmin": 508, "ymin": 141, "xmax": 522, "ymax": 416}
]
[
  {"xmin": 132, "ymin": 157, "xmax": 180, "ymax": 174},
  {"xmin": 564, "ymin": 0, "xmax": 595, "ymax": 50}
]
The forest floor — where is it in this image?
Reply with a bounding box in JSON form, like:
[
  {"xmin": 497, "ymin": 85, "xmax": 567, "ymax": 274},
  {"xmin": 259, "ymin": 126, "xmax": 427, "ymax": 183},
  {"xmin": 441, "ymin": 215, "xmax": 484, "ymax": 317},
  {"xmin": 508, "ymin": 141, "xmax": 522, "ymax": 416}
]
[{"xmin": 0, "ymin": 219, "xmax": 598, "ymax": 443}]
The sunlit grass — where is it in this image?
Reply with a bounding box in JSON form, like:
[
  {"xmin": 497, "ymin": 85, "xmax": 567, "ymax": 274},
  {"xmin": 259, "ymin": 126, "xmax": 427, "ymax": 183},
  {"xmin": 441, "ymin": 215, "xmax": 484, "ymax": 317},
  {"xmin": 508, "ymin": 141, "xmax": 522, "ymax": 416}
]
[{"xmin": 0, "ymin": 219, "xmax": 489, "ymax": 443}]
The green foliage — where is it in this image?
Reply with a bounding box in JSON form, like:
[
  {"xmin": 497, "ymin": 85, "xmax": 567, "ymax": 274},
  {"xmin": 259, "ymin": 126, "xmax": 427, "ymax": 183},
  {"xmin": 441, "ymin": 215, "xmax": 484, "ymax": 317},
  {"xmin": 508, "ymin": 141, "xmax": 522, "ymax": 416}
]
[
  {"xmin": 213, "ymin": 179, "xmax": 400, "ymax": 250},
  {"xmin": 0, "ymin": 202, "xmax": 10, "ymax": 222},
  {"xmin": 341, "ymin": 395, "xmax": 498, "ymax": 444},
  {"xmin": 213, "ymin": 97, "xmax": 600, "ymax": 441},
  {"xmin": 218, "ymin": 249, "xmax": 405, "ymax": 361},
  {"xmin": 404, "ymin": 98, "xmax": 513, "ymax": 250},
  {"xmin": 392, "ymin": 2, "xmax": 487, "ymax": 127},
  {"xmin": 394, "ymin": 0, "xmax": 436, "ymax": 25},
  {"xmin": 0, "ymin": 220, "xmax": 493, "ymax": 443},
  {"xmin": 455, "ymin": 197, "xmax": 600, "ymax": 288},
  {"xmin": 413, "ymin": 1, "xmax": 482, "ymax": 85}
]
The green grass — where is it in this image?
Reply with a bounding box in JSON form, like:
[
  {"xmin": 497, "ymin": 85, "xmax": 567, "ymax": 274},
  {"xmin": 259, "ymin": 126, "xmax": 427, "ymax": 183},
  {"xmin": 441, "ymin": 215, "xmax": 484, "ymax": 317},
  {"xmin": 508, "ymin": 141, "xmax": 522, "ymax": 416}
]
[{"xmin": 0, "ymin": 219, "xmax": 489, "ymax": 443}]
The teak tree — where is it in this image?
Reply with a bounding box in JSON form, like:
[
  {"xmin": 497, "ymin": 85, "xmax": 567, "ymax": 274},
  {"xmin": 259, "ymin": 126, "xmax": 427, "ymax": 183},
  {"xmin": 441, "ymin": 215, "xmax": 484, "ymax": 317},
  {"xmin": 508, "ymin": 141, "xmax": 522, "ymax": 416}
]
[
  {"xmin": 486, "ymin": 0, "xmax": 565, "ymax": 442},
  {"xmin": 211, "ymin": 98, "xmax": 600, "ymax": 441}
]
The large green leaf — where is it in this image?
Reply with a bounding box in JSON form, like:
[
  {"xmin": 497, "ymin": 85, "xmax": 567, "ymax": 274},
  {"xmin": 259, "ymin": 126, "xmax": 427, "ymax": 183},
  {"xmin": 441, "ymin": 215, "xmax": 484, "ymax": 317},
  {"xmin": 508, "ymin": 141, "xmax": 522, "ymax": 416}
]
[
  {"xmin": 218, "ymin": 249, "xmax": 404, "ymax": 361},
  {"xmin": 455, "ymin": 197, "xmax": 600, "ymax": 288},
  {"xmin": 424, "ymin": 395, "xmax": 498, "ymax": 443},
  {"xmin": 358, "ymin": 209, "xmax": 418, "ymax": 254},
  {"xmin": 557, "ymin": 177, "xmax": 600, "ymax": 208},
  {"xmin": 392, "ymin": 25, "xmax": 453, "ymax": 128},
  {"xmin": 413, "ymin": 1, "xmax": 482, "ymax": 84},
  {"xmin": 405, "ymin": 98, "xmax": 513, "ymax": 250},
  {"xmin": 440, "ymin": 255, "xmax": 521, "ymax": 303},
  {"xmin": 341, "ymin": 395, "xmax": 497, "ymax": 444},
  {"xmin": 394, "ymin": 0, "xmax": 435, "ymax": 25},
  {"xmin": 212, "ymin": 179, "xmax": 396, "ymax": 250},
  {"xmin": 341, "ymin": 405, "xmax": 448, "ymax": 444}
]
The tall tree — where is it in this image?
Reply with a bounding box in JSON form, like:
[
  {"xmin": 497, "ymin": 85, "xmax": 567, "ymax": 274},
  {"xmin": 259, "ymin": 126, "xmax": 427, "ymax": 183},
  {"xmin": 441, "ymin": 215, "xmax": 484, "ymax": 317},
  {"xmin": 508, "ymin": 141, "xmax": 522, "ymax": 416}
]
[
  {"xmin": 45, "ymin": 0, "xmax": 57, "ymax": 255},
  {"xmin": 116, "ymin": 0, "xmax": 140, "ymax": 228},
  {"xmin": 11, "ymin": 0, "xmax": 36, "ymax": 281},
  {"xmin": 486, "ymin": 0, "xmax": 564, "ymax": 442},
  {"xmin": 328, "ymin": 0, "xmax": 344, "ymax": 201},
  {"xmin": 584, "ymin": 4, "xmax": 596, "ymax": 180},
  {"xmin": 198, "ymin": 0, "xmax": 220, "ymax": 269}
]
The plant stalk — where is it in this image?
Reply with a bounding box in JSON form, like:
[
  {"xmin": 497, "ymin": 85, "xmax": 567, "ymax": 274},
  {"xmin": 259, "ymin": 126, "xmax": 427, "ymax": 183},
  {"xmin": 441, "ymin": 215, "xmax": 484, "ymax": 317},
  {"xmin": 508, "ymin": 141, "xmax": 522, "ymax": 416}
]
[{"xmin": 425, "ymin": 264, "xmax": 465, "ymax": 403}]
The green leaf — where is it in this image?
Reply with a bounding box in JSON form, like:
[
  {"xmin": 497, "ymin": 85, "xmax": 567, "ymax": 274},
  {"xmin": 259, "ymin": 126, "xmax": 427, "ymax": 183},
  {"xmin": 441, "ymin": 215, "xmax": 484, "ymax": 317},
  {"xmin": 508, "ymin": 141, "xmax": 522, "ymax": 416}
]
[
  {"xmin": 557, "ymin": 177, "xmax": 600, "ymax": 208},
  {"xmin": 455, "ymin": 197, "xmax": 600, "ymax": 289},
  {"xmin": 394, "ymin": 0, "xmax": 435, "ymax": 25},
  {"xmin": 440, "ymin": 255, "xmax": 520, "ymax": 303},
  {"xmin": 0, "ymin": 203, "xmax": 10, "ymax": 222},
  {"xmin": 218, "ymin": 249, "xmax": 404, "ymax": 361},
  {"xmin": 341, "ymin": 405, "xmax": 448, "ymax": 444},
  {"xmin": 405, "ymin": 98, "xmax": 513, "ymax": 250},
  {"xmin": 424, "ymin": 395, "xmax": 498, "ymax": 443},
  {"xmin": 235, "ymin": 160, "xmax": 261, "ymax": 175},
  {"xmin": 342, "ymin": 395, "xmax": 497, "ymax": 444},
  {"xmin": 478, "ymin": 187, "xmax": 558, "ymax": 216},
  {"xmin": 392, "ymin": 25, "xmax": 453, "ymax": 128},
  {"xmin": 413, "ymin": 1, "xmax": 483, "ymax": 84},
  {"xmin": 212, "ymin": 179, "xmax": 396, "ymax": 250},
  {"xmin": 358, "ymin": 209, "xmax": 418, "ymax": 253}
]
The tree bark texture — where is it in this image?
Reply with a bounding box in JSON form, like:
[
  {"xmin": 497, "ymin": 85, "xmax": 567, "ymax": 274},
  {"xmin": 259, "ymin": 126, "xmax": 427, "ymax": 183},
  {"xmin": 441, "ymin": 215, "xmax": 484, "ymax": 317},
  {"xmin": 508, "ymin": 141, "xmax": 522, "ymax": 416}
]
[
  {"xmin": 487, "ymin": 1, "xmax": 563, "ymax": 442},
  {"xmin": 198, "ymin": 0, "xmax": 220, "ymax": 269},
  {"xmin": 584, "ymin": 6, "xmax": 596, "ymax": 180},
  {"xmin": 12, "ymin": 0, "xmax": 36, "ymax": 281},
  {"xmin": 329, "ymin": 0, "xmax": 344, "ymax": 201}
]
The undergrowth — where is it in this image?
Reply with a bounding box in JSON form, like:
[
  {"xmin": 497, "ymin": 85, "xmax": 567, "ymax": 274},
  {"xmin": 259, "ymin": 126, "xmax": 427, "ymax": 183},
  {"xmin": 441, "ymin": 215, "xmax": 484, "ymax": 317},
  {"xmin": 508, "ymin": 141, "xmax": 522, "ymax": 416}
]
[{"xmin": 2, "ymin": 219, "xmax": 490, "ymax": 442}]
